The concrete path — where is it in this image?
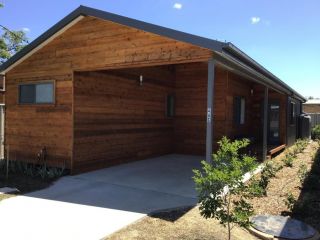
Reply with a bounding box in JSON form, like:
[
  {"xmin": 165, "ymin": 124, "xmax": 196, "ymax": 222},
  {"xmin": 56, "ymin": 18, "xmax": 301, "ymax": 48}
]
[{"xmin": 0, "ymin": 154, "xmax": 201, "ymax": 240}]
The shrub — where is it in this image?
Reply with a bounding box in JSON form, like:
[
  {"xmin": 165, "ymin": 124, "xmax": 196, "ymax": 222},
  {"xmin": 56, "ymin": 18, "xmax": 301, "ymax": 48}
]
[
  {"xmin": 282, "ymin": 153, "xmax": 295, "ymax": 167},
  {"xmin": 193, "ymin": 137, "xmax": 257, "ymax": 240},
  {"xmin": 248, "ymin": 177, "xmax": 265, "ymax": 197},
  {"xmin": 248, "ymin": 161, "xmax": 279, "ymax": 197},
  {"xmin": 284, "ymin": 193, "xmax": 297, "ymax": 211},
  {"xmin": 312, "ymin": 125, "xmax": 320, "ymax": 140},
  {"xmin": 295, "ymin": 139, "xmax": 309, "ymax": 154},
  {"xmin": 0, "ymin": 159, "xmax": 66, "ymax": 180},
  {"xmin": 259, "ymin": 162, "xmax": 278, "ymax": 193},
  {"xmin": 298, "ymin": 164, "xmax": 308, "ymax": 184}
]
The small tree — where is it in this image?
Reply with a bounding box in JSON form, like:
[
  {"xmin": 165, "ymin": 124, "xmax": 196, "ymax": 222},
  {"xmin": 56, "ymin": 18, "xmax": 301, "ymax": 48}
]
[
  {"xmin": 0, "ymin": 3, "xmax": 28, "ymax": 63},
  {"xmin": 193, "ymin": 137, "xmax": 257, "ymax": 240}
]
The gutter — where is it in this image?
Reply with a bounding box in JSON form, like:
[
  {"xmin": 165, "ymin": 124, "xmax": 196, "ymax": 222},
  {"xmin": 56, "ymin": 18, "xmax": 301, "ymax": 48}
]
[
  {"xmin": 213, "ymin": 51, "xmax": 292, "ymax": 95},
  {"xmin": 222, "ymin": 43, "xmax": 306, "ymax": 102}
]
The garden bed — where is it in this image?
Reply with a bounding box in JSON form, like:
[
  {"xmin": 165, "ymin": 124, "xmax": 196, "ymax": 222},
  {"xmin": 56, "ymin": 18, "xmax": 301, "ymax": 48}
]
[
  {"xmin": 248, "ymin": 140, "xmax": 320, "ymax": 231},
  {"xmin": 0, "ymin": 172, "xmax": 56, "ymax": 201},
  {"xmin": 105, "ymin": 140, "xmax": 320, "ymax": 240}
]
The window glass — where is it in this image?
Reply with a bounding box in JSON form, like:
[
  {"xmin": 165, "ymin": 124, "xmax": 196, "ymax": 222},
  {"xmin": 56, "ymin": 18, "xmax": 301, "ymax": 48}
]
[
  {"xmin": 19, "ymin": 84, "xmax": 35, "ymax": 104},
  {"xmin": 240, "ymin": 97, "xmax": 245, "ymax": 124},
  {"xmin": 36, "ymin": 83, "xmax": 54, "ymax": 103},
  {"xmin": 290, "ymin": 102, "xmax": 296, "ymax": 125},
  {"xmin": 166, "ymin": 94, "xmax": 175, "ymax": 117},
  {"xmin": 19, "ymin": 82, "xmax": 54, "ymax": 104},
  {"xmin": 234, "ymin": 96, "xmax": 245, "ymax": 125}
]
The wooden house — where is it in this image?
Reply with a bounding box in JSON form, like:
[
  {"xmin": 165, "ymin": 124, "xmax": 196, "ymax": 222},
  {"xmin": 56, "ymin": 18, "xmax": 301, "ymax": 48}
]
[{"xmin": 0, "ymin": 6, "xmax": 306, "ymax": 173}]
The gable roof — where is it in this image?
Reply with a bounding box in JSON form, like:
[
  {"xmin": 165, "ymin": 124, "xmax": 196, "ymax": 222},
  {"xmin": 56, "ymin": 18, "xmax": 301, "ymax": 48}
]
[{"xmin": 0, "ymin": 5, "xmax": 306, "ymax": 101}]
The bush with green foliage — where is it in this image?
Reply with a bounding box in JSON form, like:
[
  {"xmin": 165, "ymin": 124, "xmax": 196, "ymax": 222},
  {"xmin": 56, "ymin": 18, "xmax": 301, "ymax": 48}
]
[
  {"xmin": 193, "ymin": 137, "xmax": 257, "ymax": 240},
  {"xmin": 284, "ymin": 193, "xmax": 297, "ymax": 211},
  {"xmin": 0, "ymin": 159, "xmax": 66, "ymax": 180},
  {"xmin": 312, "ymin": 125, "xmax": 320, "ymax": 140},
  {"xmin": 282, "ymin": 153, "xmax": 295, "ymax": 167},
  {"xmin": 298, "ymin": 164, "xmax": 308, "ymax": 184},
  {"xmin": 248, "ymin": 161, "xmax": 280, "ymax": 197},
  {"xmin": 295, "ymin": 139, "xmax": 309, "ymax": 154}
]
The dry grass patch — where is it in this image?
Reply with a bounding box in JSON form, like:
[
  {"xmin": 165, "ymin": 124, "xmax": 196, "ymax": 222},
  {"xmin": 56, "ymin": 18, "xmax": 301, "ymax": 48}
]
[
  {"xmin": 106, "ymin": 206, "xmax": 257, "ymax": 240},
  {"xmin": 0, "ymin": 193, "xmax": 14, "ymax": 202}
]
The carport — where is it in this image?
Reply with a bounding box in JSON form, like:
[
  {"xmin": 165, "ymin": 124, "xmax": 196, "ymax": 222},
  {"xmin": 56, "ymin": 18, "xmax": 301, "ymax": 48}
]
[{"xmin": 73, "ymin": 62, "xmax": 208, "ymax": 173}]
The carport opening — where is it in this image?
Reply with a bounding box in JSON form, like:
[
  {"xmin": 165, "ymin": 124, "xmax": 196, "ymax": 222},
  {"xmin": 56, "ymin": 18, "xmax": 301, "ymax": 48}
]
[{"xmin": 73, "ymin": 62, "xmax": 207, "ymax": 173}]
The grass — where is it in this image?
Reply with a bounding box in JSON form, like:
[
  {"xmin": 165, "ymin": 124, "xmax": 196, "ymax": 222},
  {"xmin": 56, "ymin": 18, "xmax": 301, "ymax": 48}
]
[{"xmin": 105, "ymin": 140, "xmax": 320, "ymax": 240}]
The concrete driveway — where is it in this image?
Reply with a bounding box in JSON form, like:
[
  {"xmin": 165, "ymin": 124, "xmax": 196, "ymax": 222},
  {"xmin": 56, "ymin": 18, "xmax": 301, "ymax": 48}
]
[{"xmin": 0, "ymin": 154, "xmax": 201, "ymax": 240}]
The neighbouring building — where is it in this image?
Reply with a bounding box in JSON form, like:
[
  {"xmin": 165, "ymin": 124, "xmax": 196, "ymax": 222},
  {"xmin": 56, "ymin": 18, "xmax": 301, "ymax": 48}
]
[{"xmin": 303, "ymin": 99, "xmax": 320, "ymax": 114}]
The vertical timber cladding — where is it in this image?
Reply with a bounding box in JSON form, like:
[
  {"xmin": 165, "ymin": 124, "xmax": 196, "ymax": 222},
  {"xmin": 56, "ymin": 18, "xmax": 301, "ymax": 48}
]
[{"xmin": 4, "ymin": 15, "xmax": 212, "ymax": 170}]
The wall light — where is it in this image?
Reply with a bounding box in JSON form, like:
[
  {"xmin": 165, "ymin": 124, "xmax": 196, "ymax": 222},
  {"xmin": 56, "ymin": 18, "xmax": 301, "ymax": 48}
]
[{"xmin": 139, "ymin": 75, "xmax": 143, "ymax": 86}]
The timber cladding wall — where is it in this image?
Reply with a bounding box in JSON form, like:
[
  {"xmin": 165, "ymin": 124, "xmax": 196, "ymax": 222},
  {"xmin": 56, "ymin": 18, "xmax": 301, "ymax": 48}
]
[
  {"xmin": 225, "ymin": 72, "xmax": 253, "ymax": 140},
  {"xmin": 7, "ymin": 16, "xmax": 212, "ymax": 80},
  {"xmin": 5, "ymin": 75, "xmax": 73, "ymax": 167},
  {"xmin": 73, "ymin": 66, "xmax": 176, "ymax": 172},
  {"xmin": 4, "ymin": 15, "xmax": 212, "ymax": 170},
  {"xmin": 72, "ymin": 62, "xmax": 229, "ymax": 173},
  {"xmin": 174, "ymin": 63, "xmax": 207, "ymax": 154}
]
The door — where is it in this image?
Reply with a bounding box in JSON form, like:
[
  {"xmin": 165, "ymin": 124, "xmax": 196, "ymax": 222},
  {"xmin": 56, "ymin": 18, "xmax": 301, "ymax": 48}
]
[{"xmin": 268, "ymin": 101, "xmax": 280, "ymax": 145}]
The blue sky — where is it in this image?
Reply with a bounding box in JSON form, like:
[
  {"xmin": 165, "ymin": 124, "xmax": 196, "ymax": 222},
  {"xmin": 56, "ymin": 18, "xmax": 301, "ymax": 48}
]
[{"xmin": 1, "ymin": 0, "xmax": 319, "ymax": 97}]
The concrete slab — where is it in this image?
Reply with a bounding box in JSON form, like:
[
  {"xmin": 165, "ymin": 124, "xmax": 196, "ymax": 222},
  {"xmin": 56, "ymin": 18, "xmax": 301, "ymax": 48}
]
[
  {"xmin": 0, "ymin": 196, "xmax": 144, "ymax": 240},
  {"xmin": 0, "ymin": 154, "xmax": 202, "ymax": 240}
]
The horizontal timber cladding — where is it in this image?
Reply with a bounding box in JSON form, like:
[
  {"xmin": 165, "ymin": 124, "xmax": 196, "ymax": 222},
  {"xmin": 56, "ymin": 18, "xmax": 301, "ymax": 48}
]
[
  {"xmin": 73, "ymin": 62, "xmax": 228, "ymax": 172},
  {"xmin": 7, "ymin": 16, "xmax": 212, "ymax": 79},
  {"xmin": 225, "ymin": 72, "xmax": 255, "ymax": 140},
  {"xmin": 4, "ymin": 15, "xmax": 212, "ymax": 171},
  {"xmin": 73, "ymin": 66, "xmax": 176, "ymax": 172},
  {"xmin": 4, "ymin": 74, "xmax": 73, "ymax": 168},
  {"xmin": 174, "ymin": 63, "xmax": 227, "ymax": 154}
]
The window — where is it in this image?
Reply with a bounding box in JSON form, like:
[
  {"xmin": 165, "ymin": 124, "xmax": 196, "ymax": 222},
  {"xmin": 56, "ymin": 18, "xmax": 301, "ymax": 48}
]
[
  {"xmin": 234, "ymin": 96, "xmax": 245, "ymax": 125},
  {"xmin": 19, "ymin": 82, "xmax": 54, "ymax": 104},
  {"xmin": 166, "ymin": 94, "xmax": 175, "ymax": 117},
  {"xmin": 289, "ymin": 101, "xmax": 296, "ymax": 125}
]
